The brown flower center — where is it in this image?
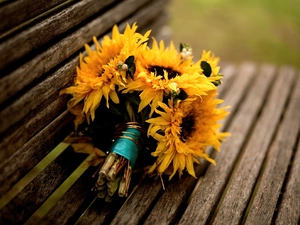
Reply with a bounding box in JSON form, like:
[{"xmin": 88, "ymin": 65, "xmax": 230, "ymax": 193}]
[
  {"xmin": 180, "ymin": 114, "xmax": 195, "ymax": 142},
  {"xmin": 148, "ymin": 66, "xmax": 180, "ymax": 79}
]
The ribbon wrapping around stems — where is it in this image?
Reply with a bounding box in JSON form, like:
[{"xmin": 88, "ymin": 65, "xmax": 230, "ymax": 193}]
[{"xmin": 110, "ymin": 125, "xmax": 145, "ymax": 168}]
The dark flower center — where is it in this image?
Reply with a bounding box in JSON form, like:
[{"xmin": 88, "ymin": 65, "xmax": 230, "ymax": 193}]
[
  {"xmin": 180, "ymin": 114, "xmax": 196, "ymax": 142},
  {"xmin": 148, "ymin": 66, "xmax": 180, "ymax": 79}
]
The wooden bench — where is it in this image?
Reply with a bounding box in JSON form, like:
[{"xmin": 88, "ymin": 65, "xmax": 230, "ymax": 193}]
[{"xmin": 0, "ymin": 1, "xmax": 299, "ymax": 224}]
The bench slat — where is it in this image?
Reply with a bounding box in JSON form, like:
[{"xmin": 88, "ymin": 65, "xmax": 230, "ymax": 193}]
[
  {"xmin": 212, "ymin": 65, "xmax": 296, "ymax": 224},
  {"xmin": 178, "ymin": 63, "xmax": 275, "ymax": 224},
  {"xmin": 0, "ymin": 57, "xmax": 76, "ymax": 151},
  {"xmin": 0, "ymin": 111, "xmax": 73, "ymax": 196},
  {"xmin": 275, "ymin": 136, "xmax": 300, "ymax": 225},
  {"xmin": 75, "ymin": 197, "xmax": 125, "ymax": 225},
  {"xmin": 0, "ymin": 147, "xmax": 86, "ymax": 224},
  {"xmin": 0, "ymin": 0, "xmax": 165, "ymax": 106},
  {"xmin": 245, "ymin": 74, "xmax": 300, "ymax": 225},
  {"xmin": 0, "ymin": 0, "xmax": 117, "ymax": 72},
  {"xmin": 40, "ymin": 167, "xmax": 97, "ymax": 224},
  {"xmin": 0, "ymin": 0, "xmax": 68, "ymax": 35},
  {"xmin": 109, "ymin": 178, "xmax": 163, "ymax": 225}
]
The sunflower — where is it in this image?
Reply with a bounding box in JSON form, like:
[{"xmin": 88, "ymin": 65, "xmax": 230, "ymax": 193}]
[
  {"xmin": 123, "ymin": 39, "xmax": 216, "ymax": 116},
  {"xmin": 146, "ymin": 90, "xmax": 229, "ymax": 179},
  {"xmin": 61, "ymin": 23, "xmax": 151, "ymax": 121},
  {"xmin": 197, "ymin": 50, "xmax": 223, "ymax": 85}
]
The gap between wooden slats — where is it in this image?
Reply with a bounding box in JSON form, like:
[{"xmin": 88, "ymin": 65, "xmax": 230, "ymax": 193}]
[
  {"xmin": 177, "ymin": 62, "xmax": 275, "ymax": 225},
  {"xmin": 0, "ymin": 0, "xmax": 119, "ymax": 73},
  {"xmin": 0, "ymin": 111, "xmax": 74, "ymax": 196},
  {"xmin": 25, "ymin": 163, "xmax": 97, "ymax": 225},
  {"xmin": 0, "ymin": 146, "xmax": 87, "ymax": 224},
  {"xmin": 210, "ymin": 65, "xmax": 296, "ymax": 224},
  {"xmin": 0, "ymin": 143, "xmax": 69, "ymax": 209},
  {"xmin": 0, "ymin": 0, "xmax": 156, "ymax": 106},
  {"xmin": 0, "ymin": 0, "xmax": 68, "ymax": 36},
  {"xmin": 141, "ymin": 64, "xmax": 237, "ymax": 225},
  {"xmin": 274, "ymin": 130, "xmax": 300, "ymax": 225},
  {"xmin": 0, "ymin": 56, "xmax": 77, "ymax": 159},
  {"xmin": 244, "ymin": 71, "xmax": 300, "ymax": 225}
]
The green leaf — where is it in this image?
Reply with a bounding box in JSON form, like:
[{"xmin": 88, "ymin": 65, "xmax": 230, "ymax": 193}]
[
  {"xmin": 201, "ymin": 61, "xmax": 212, "ymax": 77},
  {"xmin": 180, "ymin": 43, "xmax": 184, "ymax": 52},
  {"xmin": 127, "ymin": 62, "xmax": 136, "ymax": 79},
  {"xmin": 125, "ymin": 56, "xmax": 136, "ymax": 79},
  {"xmin": 178, "ymin": 90, "xmax": 188, "ymax": 100},
  {"xmin": 125, "ymin": 55, "xmax": 135, "ymax": 65}
]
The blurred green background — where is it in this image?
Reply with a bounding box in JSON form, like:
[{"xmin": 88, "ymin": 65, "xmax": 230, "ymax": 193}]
[{"xmin": 168, "ymin": 0, "xmax": 300, "ymax": 67}]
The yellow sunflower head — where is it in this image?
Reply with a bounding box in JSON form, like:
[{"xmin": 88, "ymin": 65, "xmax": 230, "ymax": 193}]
[
  {"xmin": 123, "ymin": 39, "xmax": 216, "ymax": 116},
  {"xmin": 146, "ymin": 90, "xmax": 230, "ymax": 179},
  {"xmin": 60, "ymin": 23, "xmax": 151, "ymax": 121}
]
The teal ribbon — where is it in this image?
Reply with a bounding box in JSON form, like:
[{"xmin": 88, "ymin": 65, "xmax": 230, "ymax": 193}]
[{"xmin": 110, "ymin": 127, "xmax": 142, "ymax": 168}]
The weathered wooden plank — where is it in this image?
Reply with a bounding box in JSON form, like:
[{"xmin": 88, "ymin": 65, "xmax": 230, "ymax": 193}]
[
  {"xmin": 178, "ymin": 63, "xmax": 275, "ymax": 225},
  {"xmin": 75, "ymin": 197, "xmax": 126, "ymax": 225},
  {"xmin": 0, "ymin": 56, "xmax": 76, "ymax": 143},
  {"xmin": 0, "ymin": 0, "xmax": 158, "ymax": 105},
  {"xmin": 244, "ymin": 74, "xmax": 300, "ymax": 225},
  {"xmin": 275, "ymin": 136, "xmax": 300, "ymax": 225},
  {"xmin": 0, "ymin": 0, "xmax": 117, "ymax": 72},
  {"xmin": 142, "ymin": 64, "xmax": 237, "ymax": 225},
  {"xmin": 0, "ymin": 147, "xmax": 86, "ymax": 224},
  {"xmin": 0, "ymin": 111, "xmax": 73, "ymax": 196},
  {"xmin": 0, "ymin": 0, "xmax": 68, "ymax": 35},
  {"xmin": 0, "ymin": 96, "xmax": 69, "ymax": 165},
  {"xmin": 212, "ymin": 65, "xmax": 296, "ymax": 224},
  {"xmin": 109, "ymin": 178, "xmax": 163, "ymax": 225},
  {"xmin": 40, "ymin": 167, "xmax": 97, "ymax": 224}
]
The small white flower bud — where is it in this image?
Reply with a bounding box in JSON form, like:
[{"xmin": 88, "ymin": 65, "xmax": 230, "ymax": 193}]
[{"xmin": 122, "ymin": 64, "xmax": 128, "ymax": 70}]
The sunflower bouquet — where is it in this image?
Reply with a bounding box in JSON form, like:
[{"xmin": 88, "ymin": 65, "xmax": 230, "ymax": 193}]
[{"xmin": 61, "ymin": 23, "xmax": 229, "ymax": 202}]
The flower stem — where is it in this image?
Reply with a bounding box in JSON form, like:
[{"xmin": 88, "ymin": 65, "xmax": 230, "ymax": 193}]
[
  {"xmin": 99, "ymin": 152, "xmax": 116, "ymax": 178},
  {"xmin": 118, "ymin": 162, "xmax": 132, "ymax": 197}
]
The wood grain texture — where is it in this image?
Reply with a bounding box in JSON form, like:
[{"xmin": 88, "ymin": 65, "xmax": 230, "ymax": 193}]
[
  {"xmin": 0, "ymin": 0, "xmax": 159, "ymax": 105},
  {"xmin": 109, "ymin": 178, "xmax": 163, "ymax": 225},
  {"xmin": 75, "ymin": 197, "xmax": 126, "ymax": 225},
  {"xmin": 0, "ymin": 111, "xmax": 73, "ymax": 196},
  {"xmin": 178, "ymin": 63, "xmax": 274, "ymax": 225},
  {"xmin": 0, "ymin": 96, "xmax": 69, "ymax": 165},
  {"xmin": 0, "ymin": 147, "xmax": 86, "ymax": 224},
  {"xmin": 0, "ymin": 0, "xmax": 117, "ymax": 72},
  {"xmin": 244, "ymin": 74, "xmax": 300, "ymax": 225},
  {"xmin": 0, "ymin": 56, "xmax": 77, "ymax": 147},
  {"xmin": 275, "ymin": 136, "xmax": 300, "ymax": 225},
  {"xmin": 0, "ymin": 0, "xmax": 68, "ymax": 35},
  {"xmin": 40, "ymin": 167, "xmax": 98, "ymax": 225},
  {"xmin": 211, "ymin": 65, "xmax": 296, "ymax": 225}
]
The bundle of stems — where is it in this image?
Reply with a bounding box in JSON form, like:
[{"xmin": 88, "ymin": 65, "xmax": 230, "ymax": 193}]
[{"xmin": 93, "ymin": 152, "xmax": 132, "ymax": 201}]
